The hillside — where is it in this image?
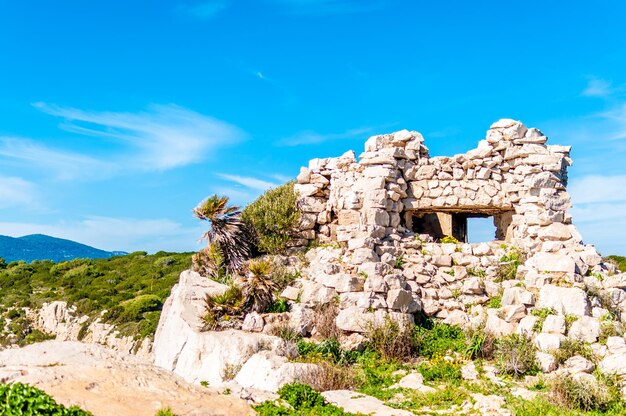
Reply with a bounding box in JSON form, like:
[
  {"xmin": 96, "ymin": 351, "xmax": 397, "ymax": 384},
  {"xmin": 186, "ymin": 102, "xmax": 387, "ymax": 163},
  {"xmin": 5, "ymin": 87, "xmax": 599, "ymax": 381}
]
[
  {"xmin": 0, "ymin": 251, "xmax": 192, "ymax": 344},
  {"xmin": 0, "ymin": 234, "xmax": 126, "ymax": 263}
]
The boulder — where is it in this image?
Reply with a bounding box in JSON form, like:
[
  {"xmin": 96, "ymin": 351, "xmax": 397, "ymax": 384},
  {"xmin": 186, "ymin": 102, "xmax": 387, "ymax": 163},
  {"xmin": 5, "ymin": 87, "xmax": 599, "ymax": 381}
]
[
  {"xmin": 537, "ymin": 285, "xmax": 590, "ymax": 317},
  {"xmin": 234, "ymin": 351, "xmax": 315, "ymax": 392},
  {"xmin": 322, "ymin": 390, "xmax": 414, "ymax": 416},
  {"xmin": 568, "ymin": 316, "xmax": 600, "ymax": 343}
]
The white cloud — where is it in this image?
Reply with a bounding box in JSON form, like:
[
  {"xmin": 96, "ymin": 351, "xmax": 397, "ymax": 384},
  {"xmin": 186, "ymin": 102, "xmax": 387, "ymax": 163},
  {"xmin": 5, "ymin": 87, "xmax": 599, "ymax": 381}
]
[
  {"xmin": 278, "ymin": 126, "xmax": 377, "ymax": 146},
  {"xmin": 218, "ymin": 173, "xmax": 279, "ymax": 191},
  {"xmin": 182, "ymin": 0, "xmax": 231, "ymax": 19},
  {"xmin": 568, "ymin": 174, "xmax": 626, "ymax": 255},
  {"xmin": 0, "ymin": 137, "xmax": 112, "ymax": 180},
  {"xmin": 569, "ymin": 174, "xmax": 626, "ymax": 204},
  {"xmin": 0, "ymin": 216, "xmax": 206, "ymax": 253},
  {"xmin": 32, "ymin": 102, "xmax": 245, "ymax": 171},
  {"xmin": 582, "ymin": 78, "xmax": 612, "ymax": 97},
  {"xmin": 0, "ymin": 176, "xmax": 37, "ymax": 209}
]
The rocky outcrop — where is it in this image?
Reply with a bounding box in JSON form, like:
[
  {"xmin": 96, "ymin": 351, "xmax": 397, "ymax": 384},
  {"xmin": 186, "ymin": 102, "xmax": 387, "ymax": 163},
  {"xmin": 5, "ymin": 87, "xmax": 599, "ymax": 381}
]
[
  {"xmin": 31, "ymin": 301, "xmax": 152, "ymax": 358},
  {"xmin": 152, "ymin": 270, "xmax": 307, "ymax": 390},
  {"xmin": 0, "ymin": 341, "xmax": 251, "ymax": 416}
]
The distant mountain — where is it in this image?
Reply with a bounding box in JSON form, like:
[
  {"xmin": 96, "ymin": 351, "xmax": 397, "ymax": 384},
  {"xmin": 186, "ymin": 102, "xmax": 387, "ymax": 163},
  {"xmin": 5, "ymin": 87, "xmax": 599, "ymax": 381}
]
[{"xmin": 0, "ymin": 234, "xmax": 126, "ymax": 263}]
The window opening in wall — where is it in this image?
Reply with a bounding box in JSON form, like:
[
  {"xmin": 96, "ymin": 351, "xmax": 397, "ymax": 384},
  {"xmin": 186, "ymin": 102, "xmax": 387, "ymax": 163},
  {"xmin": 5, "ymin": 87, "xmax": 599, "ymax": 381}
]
[{"xmin": 407, "ymin": 210, "xmax": 513, "ymax": 243}]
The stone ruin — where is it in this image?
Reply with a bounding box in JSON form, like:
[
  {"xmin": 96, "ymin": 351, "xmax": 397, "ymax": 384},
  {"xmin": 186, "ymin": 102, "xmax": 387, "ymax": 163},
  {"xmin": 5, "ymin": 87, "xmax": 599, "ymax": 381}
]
[
  {"xmin": 150, "ymin": 119, "xmax": 626, "ymax": 393},
  {"xmin": 288, "ymin": 119, "xmax": 618, "ymax": 336}
]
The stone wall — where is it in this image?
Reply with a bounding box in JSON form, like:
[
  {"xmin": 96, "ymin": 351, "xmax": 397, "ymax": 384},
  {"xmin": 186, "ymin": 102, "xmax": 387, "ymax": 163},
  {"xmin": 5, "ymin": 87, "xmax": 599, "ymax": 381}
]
[{"xmin": 288, "ymin": 119, "xmax": 615, "ymax": 332}]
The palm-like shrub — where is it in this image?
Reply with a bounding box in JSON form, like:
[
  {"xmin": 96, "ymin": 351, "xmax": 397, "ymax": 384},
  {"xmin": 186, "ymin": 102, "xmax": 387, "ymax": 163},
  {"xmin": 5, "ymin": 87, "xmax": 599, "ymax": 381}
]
[
  {"xmin": 192, "ymin": 242, "xmax": 229, "ymax": 284},
  {"xmin": 239, "ymin": 259, "xmax": 277, "ymax": 313},
  {"xmin": 200, "ymin": 285, "xmax": 243, "ymax": 331},
  {"xmin": 193, "ymin": 195, "xmax": 253, "ymax": 273}
]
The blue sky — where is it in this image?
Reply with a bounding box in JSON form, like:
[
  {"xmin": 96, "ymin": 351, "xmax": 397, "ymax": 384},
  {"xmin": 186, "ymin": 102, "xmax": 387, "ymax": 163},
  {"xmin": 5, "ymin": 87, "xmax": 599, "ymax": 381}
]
[{"xmin": 1, "ymin": 0, "xmax": 626, "ymax": 254}]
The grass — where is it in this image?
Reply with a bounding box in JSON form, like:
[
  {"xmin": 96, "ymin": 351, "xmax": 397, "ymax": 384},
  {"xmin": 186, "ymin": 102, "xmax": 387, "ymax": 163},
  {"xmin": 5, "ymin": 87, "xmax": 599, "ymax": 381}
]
[{"xmin": 0, "ymin": 251, "xmax": 192, "ymax": 340}]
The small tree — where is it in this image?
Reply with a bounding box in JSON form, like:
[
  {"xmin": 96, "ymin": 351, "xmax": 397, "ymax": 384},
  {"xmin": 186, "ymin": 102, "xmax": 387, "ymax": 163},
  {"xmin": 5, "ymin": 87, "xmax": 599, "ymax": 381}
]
[
  {"xmin": 193, "ymin": 195, "xmax": 253, "ymax": 273},
  {"xmin": 0, "ymin": 257, "xmax": 6, "ymax": 270}
]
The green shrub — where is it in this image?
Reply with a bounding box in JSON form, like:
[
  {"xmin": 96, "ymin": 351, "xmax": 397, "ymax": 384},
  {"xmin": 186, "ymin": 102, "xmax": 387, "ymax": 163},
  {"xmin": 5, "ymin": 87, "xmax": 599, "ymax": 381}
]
[
  {"xmin": 297, "ymin": 338, "xmax": 361, "ymax": 365},
  {"xmin": 242, "ymin": 182, "xmax": 300, "ymax": 254},
  {"xmin": 440, "ymin": 235, "xmax": 459, "ymax": 244},
  {"xmin": 414, "ymin": 321, "xmax": 465, "ymax": 358},
  {"xmin": 254, "ymin": 382, "xmax": 354, "ymax": 416},
  {"xmin": 550, "ymin": 372, "xmax": 623, "ymax": 411},
  {"xmin": 495, "ymin": 247, "xmax": 524, "ymax": 282},
  {"xmin": 417, "ymin": 356, "xmax": 462, "ymax": 382},
  {"xmin": 154, "ymin": 408, "xmax": 177, "ymax": 416},
  {"xmin": 531, "ymin": 307, "xmax": 556, "ymax": 332},
  {"xmin": 0, "ymin": 257, "xmax": 6, "ymax": 269},
  {"xmin": 118, "ymin": 294, "xmax": 162, "ymax": 322},
  {"xmin": 0, "ymin": 382, "xmax": 92, "ymax": 415},
  {"xmin": 364, "ymin": 315, "xmax": 416, "ymax": 361},
  {"xmin": 553, "ymin": 339, "xmax": 595, "ymax": 365},
  {"xmin": 487, "ymin": 295, "xmax": 502, "ymax": 309},
  {"xmin": 494, "ymin": 333, "xmax": 538, "ymax": 377},
  {"xmin": 464, "ymin": 324, "xmax": 496, "ymax": 360},
  {"xmin": 265, "ymin": 297, "xmax": 290, "ymax": 313},
  {"xmin": 606, "ymin": 255, "xmax": 626, "ymax": 273}
]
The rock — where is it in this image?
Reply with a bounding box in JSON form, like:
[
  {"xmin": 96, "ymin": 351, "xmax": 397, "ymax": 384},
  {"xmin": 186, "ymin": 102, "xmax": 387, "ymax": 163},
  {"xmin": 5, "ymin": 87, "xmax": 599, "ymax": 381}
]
[
  {"xmin": 606, "ymin": 337, "xmax": 626, "ymax": 355},
  {"xmin": 542, "ymin": 315, "xmax": 566, "ymax": 335},
  {"xmin": 537, "ymin": 285, "xmax": 590, "ymax": 317},
  {"xmin": 600, "ymin": 353, "xmax": 626, "ymax": 376},
  {"xmin": 0, "ymin": 341, "xmax": 251, "ymax": 416},
  {"xmin": 153, "ymin": 270, "xmax": 290, "ymax": 385},
  {"xmin": 461, "ymin": 362, "xmax": 479, "ymax": 380},
  {"xmin": 280, "ymin": 286, "xmax": 300, "ymax": 301},
  {"xmin": 485, "ymin": 313, "xmax": 515, "ymax": 336},
  {"xmin": 234, "ymin": 351, "xmax": 315, "ymax": 392},
  {"xmin": 564, "ymin": 355, "xmax": 595, "ymax": 374},
  {"xmin": 242, "ymin": 312, "xmax": 264, "ymax": 332},
  {"xmin": 502, "ymin": 305, "xmax": 526, "ymax": 323},
  {"xmin": 536, "ymin": 352, "xmax": 557, "ymax": 373},
  {"xmin": 535, "ymin": 333, "xmax": 564, "ymax": 351},
  {"xmin": 516, "ymin": 315, "xmax": 538, "ymax": 335},
  {"xmin": 389, "ymin": 372, "xmax": 436, "ymax": 393},
  {"xmin": 527, "ymin": 253, "xmax": 577, "ymax": 274},
  {"xmin": 502, "ymin": 287, "xmax": 535, "ymax": 306},
  {"xmin": 568, "ymin": 316, "xmax": 600, "ymax": 343},
  {"xmin": 322, "ymin": 390, "xmax": 414, "ymax": 416},
  {"xmin": 510, "ymin": 387, "xmax": 538, "ymax": 400},
  {"xmin": 469, "ymin": 393, "xmax": 512, "ymax": 416}
]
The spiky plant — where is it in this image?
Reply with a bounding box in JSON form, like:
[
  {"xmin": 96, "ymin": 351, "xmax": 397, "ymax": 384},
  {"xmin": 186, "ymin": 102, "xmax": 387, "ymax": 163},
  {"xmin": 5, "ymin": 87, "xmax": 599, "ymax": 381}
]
[
  {"xmin": 200, "ymin": 285, "xmax": 243, "ymax": 331},
  {"xmin": 192, "ymin": 242, "xmax": 230, "ymax": 284},
  {"xmin": 240, "ymin": 259, "xmax": 277, "ymax": 313},
  {"xmin": 193, "ymin": 195, "xmax": 253, "ymax": 273}
]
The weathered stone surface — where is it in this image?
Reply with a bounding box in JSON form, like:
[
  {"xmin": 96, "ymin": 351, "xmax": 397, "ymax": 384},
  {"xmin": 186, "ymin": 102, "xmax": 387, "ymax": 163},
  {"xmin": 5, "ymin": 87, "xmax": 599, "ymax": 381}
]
[
  {"xmin": 535, "ymin": 333, "xmax": 564, "ymax": 351},
  {"xmin": 537, "ymin": 285, "xmax": 590, "ymax": 317},
  {"xmin": 234, "ymin": 351, "xmax": 315, "ymax": 392},
  {"xmin": 568, "ymin": 316, "xmax": 600, "ymax": 343},
  {"xmin": 536, "ymin": 352, "xmax": 557, "ymax": 373},
  {"xmin": 542, "ymin": 315, "xmax": 566, "ymax": 335},
  {"xmin": 322, "ymin": 390, "xmax": 414, "ymax": 416},
  {"xmin": 564, "ymin": 355, "xmax": 595, "ymax": 374},
  {"xmin": 242, "ymin": 312, "xmax": 264, "ymax": 332}
]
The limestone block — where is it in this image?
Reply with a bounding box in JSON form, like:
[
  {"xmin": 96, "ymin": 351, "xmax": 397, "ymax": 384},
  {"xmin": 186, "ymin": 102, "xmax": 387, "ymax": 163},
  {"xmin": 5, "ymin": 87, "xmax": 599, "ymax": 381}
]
[
  {"xmin": 502, "ymin": 287, "xmax": 535, "ymax": 306},
  {"xmin": 568, "ymin": 316, "xmax": 600, "ymax": 343},
  {"xmin": 600, "ymin": 353, "xmax": 626, "ymax": 377},
  {"xmin": 364, "ymin": 275, "xmax": 388, "ymax": 293},
  {"xmin": 502, "ymin": 305, "xmax": 526, "ymax": 323},
  {"xmin": 389, "ymin": 373, "xmax": 437, "ymax": 393},
  {"xmin": 516, "ymin": 315, "xmax": 538, "ymax": 335},
  {"xmin": 535, "ymin": 333, "xmax": 564, "ymax": 351},
  {"xmin": 485, "ymin": 313, "xmax": 515, "ymax": 336},
  {"xmin": 542, "ymin": 315, "xmax": 566, "ymax": 335},
  {"xmin": 537, "ymin": 223, "xmax": 572, "ymax": 241},
  {"xmin": 234, "ymin": 351, "xmax": 315, "ymax": 392},
  {"xmin": 606, "ymin": 337, "xmax": 626, "ymax": 355},
  {"xmin": 323, "ymin": 390, "xmax": 414, "ymax": 416},
  {"xmin": 462, "ymin": 277, "xmax": 483, "ymax": 295},
  {"xmin": 242, "ymin": 312, "xmax": 264, "ymax": 332},
  {"xmin": 335, "ymin": 276, "xmax": 365, "ymax": 293},
  {"xmin": 564, "ymin": 356, "xmax": 595, "ymax": 374},
  {"xmin": 536, "ymin": 352, "xmax": 557, "ymax": 373},
  {"xmin": 537, "ymin": 285, "xmax": 590, "ymax": 317},
  {"xmin": 351, "ymin": 248, "xmax": 380, "ymax": 265},
  {"xmin": 386, "ymin": 289, "xmax": 415, "ymax": 312}
]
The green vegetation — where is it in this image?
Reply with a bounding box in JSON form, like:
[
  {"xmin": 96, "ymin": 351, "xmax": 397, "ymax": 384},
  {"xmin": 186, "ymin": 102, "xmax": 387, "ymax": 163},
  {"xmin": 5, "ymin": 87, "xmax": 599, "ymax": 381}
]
[
  {"xmin": 154, "ymin": 408, "xmax": 177, "ymax": 416},
  {"xmin": 496, "ymin": 247, "xmax": 524, "ymax": 282},
  {"xmin": 553, "ymin": 339, "xmax": 595, "ymax": 365},
  {"xmin": 440, "ymin": 235, "xmax": 459, "ymax": 244},
  {"xmin": 0, "ymin": 251, "xmax": 191, "ymax": 340},
  {"xmin": 242, "ymin": 182, "xmax": 300, "ymax": 255},
  {"xmin": 254, "ymin": 383, "xmax": 355, "ymax": 416},
  {"xmin": 193, "ymin": 195, "xmax": 253, "ymax": 273},
  {"xmin": 531, "ymin": 307, "xmax": 556, "ymax": 332},
  {"xmin": 0, "ymin": 382, "xmax": 92, "ymax": 415},
  {"xmin": 606, "ymin": 255, "xmax": 626, "ymax": 273},
  {"xmin": 414, "ymin": 320, "xmax": 466, "ymax": 358},
  {"xmin": 494, "ymin": 334, "xmax": 538, "ymax": 377}
]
